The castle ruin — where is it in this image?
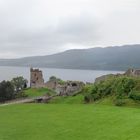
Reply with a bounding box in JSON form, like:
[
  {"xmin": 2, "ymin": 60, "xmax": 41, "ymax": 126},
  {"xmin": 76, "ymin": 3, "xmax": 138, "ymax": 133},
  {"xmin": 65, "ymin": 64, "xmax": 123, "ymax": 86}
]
[
  {"xmin": 124, "ymin": 68, "xmax": 140, "ymax": 77},
  {"xmin": 30, "ymin": 68, "xmax": 45, "ymax": 88},
  {"xmin": 30, "ymin": 68, "xmax": 84, "ymax": 95}
]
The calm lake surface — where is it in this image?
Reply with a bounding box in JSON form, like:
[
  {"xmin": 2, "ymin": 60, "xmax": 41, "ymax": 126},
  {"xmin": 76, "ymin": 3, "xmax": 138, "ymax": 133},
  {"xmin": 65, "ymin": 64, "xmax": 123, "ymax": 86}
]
[{"xmin": 0, "ymin": 66, "xmax": 124, "ymax": 83}]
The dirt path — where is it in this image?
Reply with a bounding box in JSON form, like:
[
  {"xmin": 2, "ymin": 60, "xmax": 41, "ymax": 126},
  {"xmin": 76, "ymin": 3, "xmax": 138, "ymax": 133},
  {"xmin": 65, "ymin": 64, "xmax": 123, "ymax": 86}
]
[
  {"xmin": 0, "ymin": 94, "xmax": 59, "ymax": 107},
  {"xmin": 0, "ymin": 98, "xmax": 34, "ymax": 106}
]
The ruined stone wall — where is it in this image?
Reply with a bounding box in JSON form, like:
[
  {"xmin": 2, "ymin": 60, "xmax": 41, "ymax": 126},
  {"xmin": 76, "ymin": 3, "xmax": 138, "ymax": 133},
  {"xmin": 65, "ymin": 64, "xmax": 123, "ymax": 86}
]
[
  {"xmin": 55, "ymin": 81, "xmax": 85, "ymax": 96},
  {"xmin": 125, "ymin": 69, "xmax": 140, "ymax": 77},
  {"xmin": 45, "ymin": 80, "xmax": 58, "ymax": 90}
]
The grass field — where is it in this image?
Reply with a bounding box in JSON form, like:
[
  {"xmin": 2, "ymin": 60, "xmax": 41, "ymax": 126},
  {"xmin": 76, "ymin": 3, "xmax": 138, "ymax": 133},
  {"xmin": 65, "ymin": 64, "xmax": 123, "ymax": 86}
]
[
  {"xmin": 48, "ymin": 95, "xmax": 84, "ymax": 104},
  {"xmin": 0, "ymin": 104, "xmax": 140, "ymax": 140}
]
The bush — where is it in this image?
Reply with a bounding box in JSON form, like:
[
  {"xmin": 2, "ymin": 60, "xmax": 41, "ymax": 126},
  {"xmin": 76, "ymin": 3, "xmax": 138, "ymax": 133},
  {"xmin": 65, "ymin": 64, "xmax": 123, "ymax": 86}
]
[
  {"xmin": 15, "ymin": 91, "xmax": 28, "ymax": 98},
  {"xmin": 84, "ymin": 95, "xmax": 91, "ymax": 103},
  {"xmin": 113, "ymin": 77, "xmax": 136, "ymax": 97},
  {"xmin": 81, "ymin": 85, "xmax": 93, "ymax": 103},
  {"xmin": 95, "ymin": 78, "xmax": 114, "ymax": 96},
  {"xmin": 115, "ymin": 99, "xmax": 126, "ymax": 106},
  {"xmin": 83, "ymin": 75, "xmax": 140, "ymax": 106},
  {"xmin": 0, "ymin": 81, "xmax": 15, "ymax": 102},
  {"xmin": 129, "ymin": 91, "xmax": 140, "ymax": 100},
  {"xmin": 81, "ymin": 85, "xmax": 94, "ymax": 94}
]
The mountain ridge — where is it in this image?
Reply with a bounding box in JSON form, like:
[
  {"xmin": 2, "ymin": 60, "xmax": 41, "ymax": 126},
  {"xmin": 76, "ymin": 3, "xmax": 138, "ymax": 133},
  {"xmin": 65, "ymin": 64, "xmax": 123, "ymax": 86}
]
[{"xmin": 0, "ymin": 44, "xmax": 140, "ymax": 71}]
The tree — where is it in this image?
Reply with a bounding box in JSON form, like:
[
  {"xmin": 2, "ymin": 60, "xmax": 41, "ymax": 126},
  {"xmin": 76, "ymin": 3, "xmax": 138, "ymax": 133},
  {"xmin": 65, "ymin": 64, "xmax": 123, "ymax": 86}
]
[
  {"xmin": 0, "ymin": 81, "xmax": 15, "ymax": 102},
  {"xmin": 49, "ymin": 76, "xmax": 57, "ymax": 81},
  {"xmin": 11, "ymin": 76, "xmax": 28, "ymax": 93}
]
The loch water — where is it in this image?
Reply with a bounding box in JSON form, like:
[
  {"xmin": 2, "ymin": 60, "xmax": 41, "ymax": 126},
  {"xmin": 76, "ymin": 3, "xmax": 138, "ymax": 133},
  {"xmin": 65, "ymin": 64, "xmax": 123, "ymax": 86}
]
[{"xmin": 0, "ymin": 66, "xmax": 124, "ymax": 83}]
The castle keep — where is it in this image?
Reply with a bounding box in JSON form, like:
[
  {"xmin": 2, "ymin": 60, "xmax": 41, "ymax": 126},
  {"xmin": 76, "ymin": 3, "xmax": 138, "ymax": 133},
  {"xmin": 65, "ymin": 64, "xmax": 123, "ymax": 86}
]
[{"xmin": 30, "ymin": 68, "xmax": 44, "ymax": 88}]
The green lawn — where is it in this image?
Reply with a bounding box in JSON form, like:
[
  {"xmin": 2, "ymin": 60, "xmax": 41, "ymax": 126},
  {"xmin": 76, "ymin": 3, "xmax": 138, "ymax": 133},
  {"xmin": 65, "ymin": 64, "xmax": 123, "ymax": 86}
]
[
  {"xmin": 49, "ymin": 95, "xmax": 84, "ymax": 104},
  {"xmin": 23, "ymin": 88, "xmax": 55, "ymax": 97},
  {"xmin": 0, "ymin": 104, "xmax": 140, "ymax": 140}
]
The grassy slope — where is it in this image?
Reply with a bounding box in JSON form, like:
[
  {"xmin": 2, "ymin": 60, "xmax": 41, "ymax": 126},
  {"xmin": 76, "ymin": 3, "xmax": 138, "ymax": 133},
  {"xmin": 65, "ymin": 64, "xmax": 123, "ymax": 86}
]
[
  {"xmin": 49, "ymin": 94, "xmax": 140, "ymax": 108},
  {"xmin": 0, "ymin": 104, "xmax": 140, "ymax": 140},
  {"xmin": 23, "ymin": 88, "xmax": 55, "ymax": 97},
  {"xmin": 49, "ymin": 95, "xmax": 84, "ymax": 104},
  {"xmin": 93, "ymin": 96, "xmax": 140, "ymax": 108}
]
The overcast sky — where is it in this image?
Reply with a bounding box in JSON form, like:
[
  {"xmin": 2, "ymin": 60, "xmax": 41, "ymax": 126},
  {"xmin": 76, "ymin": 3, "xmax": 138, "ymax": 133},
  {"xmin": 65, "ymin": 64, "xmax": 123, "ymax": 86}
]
[{"xmin": 0, "ymin": 0, "xmax": 140, "ymax": 58}]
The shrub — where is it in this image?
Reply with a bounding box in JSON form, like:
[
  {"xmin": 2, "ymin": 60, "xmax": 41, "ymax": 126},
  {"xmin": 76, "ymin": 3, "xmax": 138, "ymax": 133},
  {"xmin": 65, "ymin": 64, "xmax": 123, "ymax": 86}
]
[
  {"xmin": 129, "ymin": 91, "xmax": 140, "ymax": 100},
  {"xmin": 95, "ymin": 78, "xmax": 114, "ymax": 96},
  {"xmin": 112, "ymin": 77, "xmax": 135, "ymax": 97},
  {"xmin": 0, "ymin": 81, "xmax": 15, "ymax": 102},
  {"xmin": 83, "ymin": 75, "xmax": 140, "ymax": 106},
  {"xmin": 115, "ymin": 99, "xmax": 126, "ymax": 106},
  {"xmin": 84, "ymin": 95, "xmax": 91, "ymax": 103}
]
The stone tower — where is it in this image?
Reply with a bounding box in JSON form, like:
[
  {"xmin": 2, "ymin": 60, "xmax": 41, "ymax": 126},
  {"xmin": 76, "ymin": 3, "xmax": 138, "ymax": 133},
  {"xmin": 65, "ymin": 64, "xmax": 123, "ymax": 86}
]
[{"xmin": 30, "ymin": 68, "xmax": 44, "ymax": 88}]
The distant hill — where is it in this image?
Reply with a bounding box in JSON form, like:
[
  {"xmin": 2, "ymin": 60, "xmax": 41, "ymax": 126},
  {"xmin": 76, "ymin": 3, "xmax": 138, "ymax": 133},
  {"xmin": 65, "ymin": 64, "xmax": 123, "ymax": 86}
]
[{"xmin": 0, "ymin": 44, "xmax": 140, "ymax": 70}]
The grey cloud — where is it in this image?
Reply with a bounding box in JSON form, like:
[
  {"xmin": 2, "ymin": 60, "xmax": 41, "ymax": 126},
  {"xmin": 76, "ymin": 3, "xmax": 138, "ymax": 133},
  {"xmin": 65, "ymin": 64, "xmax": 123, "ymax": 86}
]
[
  {"xmin": 0, "ymin": 14, "xmax": 100, "ymax": 57},
  {"xmin": 0, "ymin": 0, "xmax": 140, "ymax": 58},
  {"xmin": 56, "ymin": 16, "xmax": 99, "ymax": 45}
]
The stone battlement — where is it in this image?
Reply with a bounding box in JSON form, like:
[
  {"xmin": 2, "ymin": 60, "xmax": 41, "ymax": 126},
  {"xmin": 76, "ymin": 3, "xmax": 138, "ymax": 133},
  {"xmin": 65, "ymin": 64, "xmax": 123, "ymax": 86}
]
[{"xmin": 30, "ymin": 68, "xmax": 42, "ymax": 72}]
